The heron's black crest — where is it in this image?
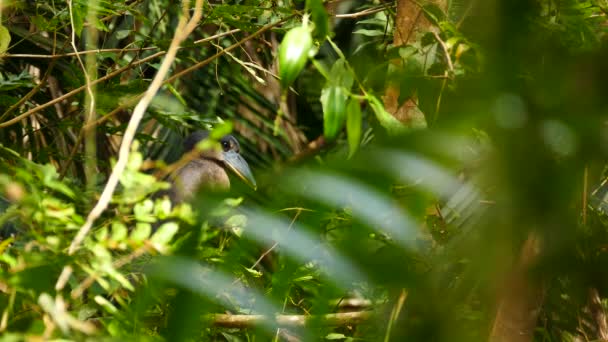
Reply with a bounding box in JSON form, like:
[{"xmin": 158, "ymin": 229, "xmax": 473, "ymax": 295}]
[{"xmin": 183, "ymin": 130, "xmax": 240, "ymax": 153}]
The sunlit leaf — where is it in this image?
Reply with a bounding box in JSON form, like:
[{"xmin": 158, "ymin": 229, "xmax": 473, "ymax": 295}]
[
  {"xmin": 0, "ymin": 25, "xmax": 10, "ymax": 54},
  {"xmin": 346, "ymin": 98, "xmax": 362, "ymax": 158}
]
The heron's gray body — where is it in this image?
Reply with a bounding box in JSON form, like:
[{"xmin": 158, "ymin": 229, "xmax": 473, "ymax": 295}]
[
  {"xmin": 167, "ymin": 131, "xmax": 256, "ymax": 203},
  {"xmin": 170, "ymin": 159, "xmax": 230, "ymax": 202}
]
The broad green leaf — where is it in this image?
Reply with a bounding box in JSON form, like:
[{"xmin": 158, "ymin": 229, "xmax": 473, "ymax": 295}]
[
  {"xmin": 130, "ymin": 223, "xmax": 151, "ymax": 242},
  {"xmin": 321, "ymin": 86, "xmax": 348, "ymax": 140},
  {"xmin": 110, "ymin": 222, "xmax": 128, "ymax": 242},
  {"xmin": 328, "ymin": 59, "xmax": 354, "ymax": 89},
  {"xmin": 307, "ymin": 0, "xmax": 330, "ymax": 39},
  {"xmin": 0, "ymin": 25, "xmax": 11, "ymax": 54},
  {"xmin": 150, "ymin": 222, "xmax": 179, "ymax": 246},
  {"xmin": 346, "ymin": 98, "xmax": 362, "ymax": 158},
  {"xmin": 72, "ymin": 1, "xmax": 86, "ymax": 38},
  {"xmin": 134, "ymin": 200, "xmax": 155, "ymax": 223},
  {"xmin": 422, "ymin": 3, "xmax": 447, "ymax": 25}
]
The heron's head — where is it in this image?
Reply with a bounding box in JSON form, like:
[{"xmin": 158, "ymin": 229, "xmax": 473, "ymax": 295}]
[{"xmin": 183, "ymin": 131, "xmax": 257, "ymax": 191}]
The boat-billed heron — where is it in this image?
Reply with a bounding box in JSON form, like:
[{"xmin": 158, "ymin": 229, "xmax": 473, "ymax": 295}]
[{"xmin": 168, "ymin": 131, "xmax": 257, "ymax": 203}]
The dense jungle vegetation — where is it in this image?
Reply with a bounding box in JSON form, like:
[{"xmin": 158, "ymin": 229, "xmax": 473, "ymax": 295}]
[{"xmin": 1, "ymin": 0, "xmax": 608, "ymax": 341}]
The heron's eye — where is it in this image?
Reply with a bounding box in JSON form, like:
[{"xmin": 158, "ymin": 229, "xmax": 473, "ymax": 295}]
[{"xmin": 221, "ymin": 141, "xmax": 230, "ymax": 151}]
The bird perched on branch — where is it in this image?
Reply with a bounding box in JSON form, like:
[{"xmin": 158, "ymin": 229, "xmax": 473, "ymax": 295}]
[{"xmin": 168, "ymin": 131, "xmax": 257, "ymax": 203}]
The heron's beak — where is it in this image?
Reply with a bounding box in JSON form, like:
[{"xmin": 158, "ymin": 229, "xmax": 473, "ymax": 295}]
[{"xmin": 222, "ymin": 151, "xmax": 257, "ymax": 190}]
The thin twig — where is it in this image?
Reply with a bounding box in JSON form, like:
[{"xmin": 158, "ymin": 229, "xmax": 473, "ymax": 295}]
[
  {"xmin": 384, "ymin": 289, "xmax": 408, "ymax": 342},
  {"xmin": 0, "ymin": 29, "xmax": 241, "ymax": 129},
  {"xmin": 70, "ymin": 245, "xmax": 151, "ymax": 299},
  {"xmin": 432, "ymin": 31, "xmax": 454, "ymax": 75},
  {"xmin": 334, "ymin": 4, "xmax": 395, "ymax": 19},
  {"xmin": 67, "ymin": 0, "xmax": 205, "ymax": 255},
  {"xmin": 67, "ymin": 0, "xmax": 96, "ymax": 112},
  {"xmin": 0, "ymin": 59, "xmax": 58, "ymax": 121},
  {"xmin": 1, "ymin": 48, "xmax": 156, "ymax": 58},
  {"xmin": 432, "ymin": 73, "xmax": 448, "ymax": 125},
  {"xmin": 164, "ymin": 16, "xmax": 293, "ymax": 84},
  {"xmin": 251, "ymin": 209, "xmax": 302, "ymax": 270},
  {"xmin": 583, "ymin": 165, "xmax": 589, "ymax": 225},
  {"xmin": 3, "ymin": 29, "xmax": 241, "ymax": 59}
]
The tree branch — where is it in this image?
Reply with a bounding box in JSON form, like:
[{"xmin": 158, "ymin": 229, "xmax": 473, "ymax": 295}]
[{"xmin": 207, "ymin": 311, "xmax": 374, "ymax": 328}]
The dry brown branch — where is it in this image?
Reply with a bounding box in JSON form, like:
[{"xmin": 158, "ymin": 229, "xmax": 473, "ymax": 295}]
[
  {"xmin": 59, "ymin": 18, "xmax": 292, "ymax": 178},
  {"xmin": 3, "ymin": 47, "xmax": 158, "ymax": 58},
  {"xmin": 0, "ymin": 59, "xmax": 58, "ymax": 121},
  {"xmin": 288, "ymin": 135, "xmax": 328, "ymax": 163},
  {"xmin": 0, "ymin": 29, "xmax": 242, "ymax": 128},
  {"xmin": 164, "ymin": 16, "xmax": 293, "ymax": 84},
  {"xmin": 3, "ymin": 29, "xmax": 241, "ymax": 59},
  {"xmin": 67, "ymin": 0, "xmax": 205, "ymax": 255},
  {"xmin": 0, "ymin": 50, "xmax": 165, "ymax": 128},
  {"xmin": 208, "ymin": 311, "xmax": 374, "ymax": 328}
]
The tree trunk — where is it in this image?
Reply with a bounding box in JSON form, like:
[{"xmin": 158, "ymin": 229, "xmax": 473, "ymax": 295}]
[
  {"xmin": 489, "ymin": 233, "xmax": 544, "ymax": 342},
  {"xmin": 383, "ymin": 0, "xmax": 446, "ymax": 126}
]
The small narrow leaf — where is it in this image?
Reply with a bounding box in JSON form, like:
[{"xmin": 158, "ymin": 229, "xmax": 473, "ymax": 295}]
[
  {"xmin": 328, "ymin": 59, "xmax": 354, "ymax": 89},
  {"xmin": 367, "ymin": 95, "xmax": 408, "ymax": 136},
  {"xmin": 346, "ymin": 98, "xmax": 362, "ymax": 157}
]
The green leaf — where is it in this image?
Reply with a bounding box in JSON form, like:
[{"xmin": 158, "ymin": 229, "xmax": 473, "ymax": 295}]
[
  {"xmin": 150, "ymin": 222, "xmax": 179, "ymax": 246},
  {"xmin": 326, "ymin": 333, "xmax": 347, "ymax": 340},
  {"xmin": 321, "ymin": 86, "xmax": 348, "ymax": 140},
  {"xmin": 115, "ymin": 29, "xmax": 131, "ymax": 40},
  {"xmin": 307, "ymin": 0, "xmax": 330, "ymax": 39},
  {"xmin": 210, "ymin": 121, "xmax": 234, "ymax": 140},
  {"xmin": 243, "ymin": 266, "xmax": 263, "ymax": 277},
  {"xmin": 0, "ymin": 25, "xmax": 11, "ymax": 54},
  {"xmin": 95, "ymin": 295, "xmax": 119, "ymax": 314},
  {"xmin": 353, "ymin": 29, "xmax": 386, "ymax": 37},
  {"xmin": 130, "ymin": 223, "xmax": 151, "ymax": 242},
  {"xmin": 328, "ymin": 59, "xmax": 354, "ymax": 89},
  {"xmin": 346, "ymin": 98, "xmax": 362, "ymax": 158},
  {"xmin": 134, "ymin": 200, "xmax": 155, "ymax": 223},
  {"xmin": 367, "ymin": 95, "xmax": 408, "ymax": 136},
  {"xmin": 72, "ymin": 1, "xmax": 87, "ymax": 38},
  {"xmin": 110, "ymin": 222, "xmax": 128, "ymax": 242},
  {"xmin": 422, "ymin": 3, "xmax": 447, "ymax": 25}
]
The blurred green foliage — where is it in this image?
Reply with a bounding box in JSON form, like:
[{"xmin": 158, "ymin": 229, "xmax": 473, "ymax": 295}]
[{"xmin": 1, "ymin": 0, "xmax": 608, "ymax": 341}]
